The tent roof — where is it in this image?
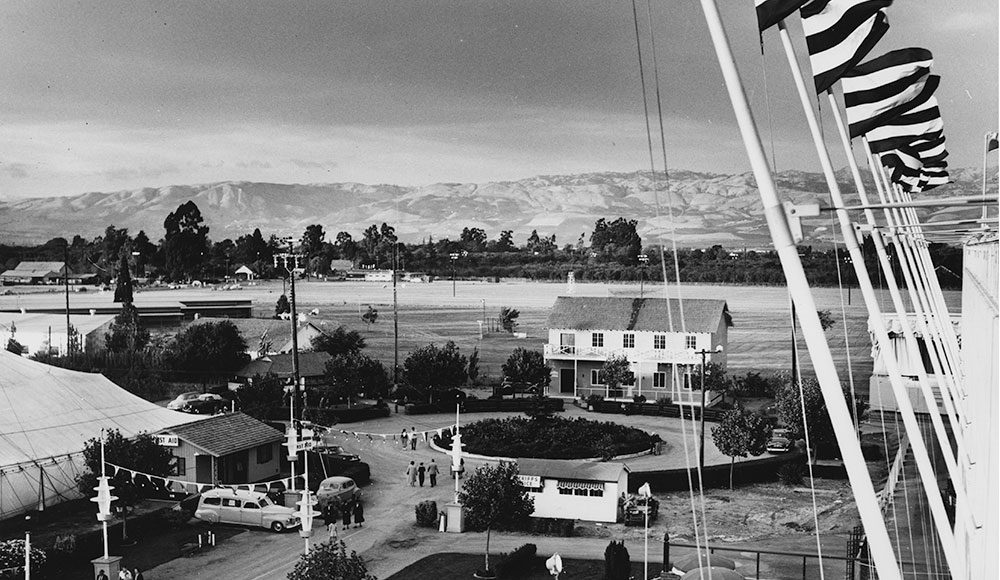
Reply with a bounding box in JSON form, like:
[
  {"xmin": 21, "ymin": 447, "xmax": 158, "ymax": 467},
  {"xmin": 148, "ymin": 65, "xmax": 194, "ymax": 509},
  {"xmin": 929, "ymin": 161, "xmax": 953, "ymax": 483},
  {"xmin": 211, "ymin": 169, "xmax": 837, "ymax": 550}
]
[
  {"xmin": 546, "ymin": 297, "xmax": 731, "ymax": 334},
  {"xmin": 0, "ymin": 351, "xmax": 206, "ymax": 467}
]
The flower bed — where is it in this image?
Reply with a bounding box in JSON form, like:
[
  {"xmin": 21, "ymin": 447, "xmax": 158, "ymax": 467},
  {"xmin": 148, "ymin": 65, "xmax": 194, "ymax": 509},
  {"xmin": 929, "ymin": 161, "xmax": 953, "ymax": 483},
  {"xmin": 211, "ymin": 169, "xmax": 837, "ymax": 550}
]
[{"xmin": 434, "ymin": 416, "xmax": 656, "ymax": 460}]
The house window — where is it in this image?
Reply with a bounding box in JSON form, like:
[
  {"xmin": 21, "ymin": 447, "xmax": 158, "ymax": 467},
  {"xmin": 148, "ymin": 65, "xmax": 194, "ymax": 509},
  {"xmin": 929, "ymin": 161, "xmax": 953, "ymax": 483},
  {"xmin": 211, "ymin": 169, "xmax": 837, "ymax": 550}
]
[
  {"xmin": 622, "ymin": 333, "xmax": 635, "ymax": 349},
  {"xmin": 591, "ymin": 370, "xmax": 605, "ymax": 386},
  {"xmin": 592, "ymin": 333, "xmax": 604, "ymax": 347},
  {"xmin": 558, "ymin": 487, "xmax": 574, "ymax": 495},
  {"xmin": 683, "ymin": 365, "xmax": 695, "ymax": 389},
  {"xmin": 170, "ymin": 456, "xmax": 186, "ymax": 476},
  {"xmin": 653, "ymin": 334, "xmax": 666, "ymax": 349},
  {"xmin": 589, "ymin": 488, "xmax": 604, "ymax": 497},
  {"xmin": 685, "ymin": 335, "xmax": 697, "ymax": 350},
  {"xmin": 653, "ymin": 372, "xmax": 667, "ymax": 389},
  {"xmin": 574, "ymin": 488, "xmax": 588, "ymax": 496},
  {"xmin": 256, "ymin": 443, "xmax": 274, "ymax": 464}
]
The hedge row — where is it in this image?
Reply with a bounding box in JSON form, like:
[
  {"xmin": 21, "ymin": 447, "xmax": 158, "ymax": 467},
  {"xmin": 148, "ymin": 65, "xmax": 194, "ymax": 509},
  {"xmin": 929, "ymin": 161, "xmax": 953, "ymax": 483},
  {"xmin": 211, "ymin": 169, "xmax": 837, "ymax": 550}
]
[
  {"xmin": 404, "ymin": 398, "xmax": 565, "ymax": 416},
  {"xmin": 589, "ymin": 400, "xmax": 725, "ymax": 422},
  {"xmin": 269, "ymin": 405, "xmax": 391, "ymax": 424}
]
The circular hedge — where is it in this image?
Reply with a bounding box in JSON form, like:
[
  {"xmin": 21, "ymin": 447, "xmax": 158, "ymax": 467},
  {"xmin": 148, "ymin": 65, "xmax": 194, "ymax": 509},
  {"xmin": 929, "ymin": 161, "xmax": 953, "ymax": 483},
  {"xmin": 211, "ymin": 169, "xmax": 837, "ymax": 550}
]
[{"xmin": 435, "ymin": 416, "xmax": 657, "ymax": 460}]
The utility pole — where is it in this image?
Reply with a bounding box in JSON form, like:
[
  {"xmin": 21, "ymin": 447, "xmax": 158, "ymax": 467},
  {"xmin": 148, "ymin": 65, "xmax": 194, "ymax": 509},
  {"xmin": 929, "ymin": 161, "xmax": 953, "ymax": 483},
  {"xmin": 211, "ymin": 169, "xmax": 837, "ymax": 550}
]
[
  {"xmin": 393, "ymin": 239, "xmax": 399, "ymax": 389},
  {"xmin": 691, "ymin": 345, "xmax": 723, "ymax": 471},
  {"xmin": 638, "ymin": 254, "xmax": 648, "ymax": 298},
  {"xmin": 450, "ymin": 253, "xmax": 459, "ymax": 297},
  {"xmin": 275, "ymin": 241, "xmax": 303, "ymax": 419},
  {"xmin": 63, "ymin": 241, "xmax": 71, "ymax": 355}
]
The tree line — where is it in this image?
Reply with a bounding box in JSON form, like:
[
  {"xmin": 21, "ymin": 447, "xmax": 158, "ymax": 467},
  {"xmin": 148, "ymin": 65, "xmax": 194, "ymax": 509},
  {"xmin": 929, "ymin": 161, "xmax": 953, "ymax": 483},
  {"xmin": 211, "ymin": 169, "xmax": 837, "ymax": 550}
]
[{"xmin": 0, "ymin": 201, "xmax": 964, "ymax": 288}]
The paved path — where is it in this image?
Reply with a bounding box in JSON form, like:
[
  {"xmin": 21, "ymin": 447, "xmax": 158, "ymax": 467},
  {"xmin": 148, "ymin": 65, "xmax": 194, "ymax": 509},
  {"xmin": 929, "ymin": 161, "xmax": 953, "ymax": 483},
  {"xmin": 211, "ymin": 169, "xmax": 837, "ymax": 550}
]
[{"xmin": 141, "ymin": 407, "xmax": 746, "ymax": 579}]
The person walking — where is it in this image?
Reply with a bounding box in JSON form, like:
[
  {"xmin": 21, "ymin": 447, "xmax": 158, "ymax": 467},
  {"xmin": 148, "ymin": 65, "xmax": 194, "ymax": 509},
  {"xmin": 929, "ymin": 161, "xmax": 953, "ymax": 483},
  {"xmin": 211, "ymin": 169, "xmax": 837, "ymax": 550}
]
[
  {"xmin": 118, "ymin": 568, "xmax": 133, "ymax": 580},
  {"xmin": 352, "ymin": 498, "xmax": 365, "ymax": 528},
  {"xmin": 323, "ymin": 501, "xmax": 339, "ymax": 540},
  {"xmin": 427, "ymin": 458, "xmax": 440, "ymax": 487},
  {"xmin": 132, "ymin": 569, "xmax": 144, "ymax": 580},
  {"xmin": 401, "ymin": 429, "xmax": 408, "ymax": 449},
  {"xmin": 341, "ymin": 500, "xmax": 353, "ymax": 530},
  {"xmin": 410, "ymin": 427, "xmax": 418, "ymax": 450},
  {"xmin": 417, "ymin": 462, "xmax": 426, "ymax": 487},
  {"xmin": 406, "ymin": 461, "xmax": 417, "ymax": 486},
  {"xmin": 97, "ymin": 571, "xmax": 108, "ymax": 580}
]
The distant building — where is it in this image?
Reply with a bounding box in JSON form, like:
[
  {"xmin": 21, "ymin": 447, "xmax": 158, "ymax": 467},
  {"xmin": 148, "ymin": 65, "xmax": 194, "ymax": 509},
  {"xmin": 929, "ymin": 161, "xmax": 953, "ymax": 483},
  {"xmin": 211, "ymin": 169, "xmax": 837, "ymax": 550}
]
[
  {"xmin": 516, "ymin": 458, "xmax": 629, "ymax": 523},
  {"xmin": 0, "ymin": 261, "xmax": 69, "ymax": 285},
  {"xmin": 234, "ymin": 265, "xmax": 256, "ymax": 280},
  {"xmin": 543, "ymin": 296, "xmax": 732, "ymax": 404},
  {"xmin": 0, "ymin": 312, "xmax": 115, "ymax": 355},
  {"xmin": 154, "ymin": 412, "xmax": 283, "ymax": 485},
  {"xmin": 186, "ymin": 317, "xmax": 332, "ymax": 359},
  {"xmin": 868, "ymin": 313, "xmax": 961, "ymax": 414},
  {"xmin": 234, "ymin": 351, "xmax": 333, "ymax": 389}
]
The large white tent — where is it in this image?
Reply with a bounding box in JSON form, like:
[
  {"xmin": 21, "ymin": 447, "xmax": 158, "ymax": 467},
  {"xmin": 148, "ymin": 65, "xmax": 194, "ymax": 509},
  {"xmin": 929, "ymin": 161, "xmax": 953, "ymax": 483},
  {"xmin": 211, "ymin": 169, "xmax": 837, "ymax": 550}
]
[{"xmin": 0, "ymin": 351, "xmax": 204, "ymax": 519}]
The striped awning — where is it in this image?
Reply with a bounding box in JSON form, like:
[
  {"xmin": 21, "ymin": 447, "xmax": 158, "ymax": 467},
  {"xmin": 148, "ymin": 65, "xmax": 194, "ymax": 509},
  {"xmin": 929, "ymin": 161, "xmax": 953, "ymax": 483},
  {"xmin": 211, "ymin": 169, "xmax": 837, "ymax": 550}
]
[
  {"xmin": 518, "ymin": 475, "xmax": 542, "ymax": 487},
  {"xmin": 556, "ymin": 480, "xmax": 603, "ymax": 491}
]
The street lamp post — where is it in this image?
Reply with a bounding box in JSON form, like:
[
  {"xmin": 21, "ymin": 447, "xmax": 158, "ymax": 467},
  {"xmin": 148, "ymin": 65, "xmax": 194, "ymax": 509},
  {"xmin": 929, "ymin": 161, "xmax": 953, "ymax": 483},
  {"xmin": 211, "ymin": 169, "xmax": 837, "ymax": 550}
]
[
  {"xmin": 638, "ymin": 254, "xmax": 649, "ymax": 298},
  {"xmin": 449, "ymin": 253, "xmax": 459, "ymax": 297},
  {"xmin": 689, "ymin": 345, "xmax": 724, "ymax": 471}
]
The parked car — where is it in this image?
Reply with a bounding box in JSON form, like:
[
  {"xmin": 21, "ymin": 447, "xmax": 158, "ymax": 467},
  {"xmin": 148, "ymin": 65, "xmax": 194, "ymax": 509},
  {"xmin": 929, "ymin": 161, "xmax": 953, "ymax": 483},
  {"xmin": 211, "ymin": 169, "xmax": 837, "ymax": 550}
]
[
  {"xmin": 315, "ymin": 476, "xmax": 360, "ymax": 508},
  {"xmin": 167, "ymin": 392, "xmax": 202, "ymax": 410},
  {"xmin": 313, "ymin": 443, "xmax": 360, "ymax": 462},
  {"xmin": 181, "ymin": 398, "xmax": 229, "ymax": 414},
  {"xmin": 766, "ymin": 428, "xmax": 794, "ymax": 453},
  {"xmin": 193, "ymin": 488, "xmax": 299, "ymax": 532}
]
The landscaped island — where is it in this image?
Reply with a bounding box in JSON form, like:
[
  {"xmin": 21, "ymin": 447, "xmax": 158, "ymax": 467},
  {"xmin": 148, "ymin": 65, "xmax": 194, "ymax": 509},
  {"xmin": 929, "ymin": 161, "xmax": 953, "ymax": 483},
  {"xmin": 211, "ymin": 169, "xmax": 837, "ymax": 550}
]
[{"xmin": 436, "ymin": 416, "xmax": 658, "ymax": 460}]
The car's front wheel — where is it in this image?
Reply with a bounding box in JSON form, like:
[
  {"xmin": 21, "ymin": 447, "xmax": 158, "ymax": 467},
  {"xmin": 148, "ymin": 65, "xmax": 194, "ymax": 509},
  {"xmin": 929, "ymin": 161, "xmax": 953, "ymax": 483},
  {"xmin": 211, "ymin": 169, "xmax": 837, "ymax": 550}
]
[{"xmin": 270, "ymin": 521, "xmax": 286, "ymax": 533}]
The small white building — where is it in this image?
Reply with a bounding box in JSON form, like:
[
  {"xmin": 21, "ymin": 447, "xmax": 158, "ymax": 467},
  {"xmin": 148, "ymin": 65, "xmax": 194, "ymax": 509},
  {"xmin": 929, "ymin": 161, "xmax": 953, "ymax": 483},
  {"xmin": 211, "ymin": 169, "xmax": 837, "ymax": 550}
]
[
  {"xmin": 234, "ymin": 265, "xmax": 256, "ymax": 280},
  {"xmin": 0, "ymin": 312, "xmax": 116, "ymax": 356},
  {"xmin": 516, "ymin": 458, "xmax": 629, "ymax": 523}
]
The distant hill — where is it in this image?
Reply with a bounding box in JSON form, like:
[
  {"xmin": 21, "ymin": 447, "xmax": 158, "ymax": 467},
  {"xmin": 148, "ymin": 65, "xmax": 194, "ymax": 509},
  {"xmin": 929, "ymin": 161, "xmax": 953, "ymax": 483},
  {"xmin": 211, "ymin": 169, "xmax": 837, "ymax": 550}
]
[{"xmin": 0, "ymin": 169, "xmax": 986, "ymax": 246}]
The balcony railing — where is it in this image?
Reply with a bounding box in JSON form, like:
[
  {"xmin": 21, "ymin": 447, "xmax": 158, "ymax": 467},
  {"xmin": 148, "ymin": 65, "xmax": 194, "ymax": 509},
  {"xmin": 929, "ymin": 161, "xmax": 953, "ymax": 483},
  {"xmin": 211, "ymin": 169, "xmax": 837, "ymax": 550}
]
[{"xmin": 543, "ymin": 343, "xmax": 700, "ymax": 364}]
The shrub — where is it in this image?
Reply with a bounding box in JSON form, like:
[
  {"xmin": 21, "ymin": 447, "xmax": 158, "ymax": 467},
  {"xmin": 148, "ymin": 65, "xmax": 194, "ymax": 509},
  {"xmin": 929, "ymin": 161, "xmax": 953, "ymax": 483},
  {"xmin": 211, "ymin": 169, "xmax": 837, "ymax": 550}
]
[
  {"xmin": 0, "ymin": 539, "xmax": 46, "ymax": 574},
  {"xmin": 632, "ymin": 394, "xmax": 646, "ymax": 403},
  {"xmin": 586, "ymin": 394, "xmax": 604, "ymax": 407},
  {"xmin": 496, "ymin": 543, "xmax": 538, "ymax": 579},
  {"xmin": 656, "ymin": 397, "xmax": 672, "ymax": 406},
  {"xmin": 777, "ymin": 463, "xmax": 805, "ymax": 486},
  {"xmin": 415, "ymin": 500, "xmax": 438, "ymax": 527},
  {"xmin": 434, "ymin": 416, "xmax": 654, "ymax": 460}
]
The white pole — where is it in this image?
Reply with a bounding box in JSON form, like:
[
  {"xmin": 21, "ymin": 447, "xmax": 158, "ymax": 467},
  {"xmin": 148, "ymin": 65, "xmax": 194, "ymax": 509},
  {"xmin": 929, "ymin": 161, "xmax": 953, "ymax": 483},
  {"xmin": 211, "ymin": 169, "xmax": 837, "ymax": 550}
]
[
  {"xmin": 774, "ymin": 20, "xmax": 959, "ymax": 574},
  {"xmin": 827, "ymin": 93, "xmax": 973, "ymax": 532},
  {"xmin": 644, "ymin": 506, "xmax": 649, "ymax": 580},
  {"xmin": 304, "ymin": 450, "xmax": 310, "ymax": 555},
  {"xmin": 100, "ymin": 431, "xmax": 109, "ymax": 560},
  {"xmin": 24, "ymin": 528, "xmax": 30, "ymax": 580},
  {"xmin": 694, "ymin": 3, "xmax": 900, "ymax": 577}
]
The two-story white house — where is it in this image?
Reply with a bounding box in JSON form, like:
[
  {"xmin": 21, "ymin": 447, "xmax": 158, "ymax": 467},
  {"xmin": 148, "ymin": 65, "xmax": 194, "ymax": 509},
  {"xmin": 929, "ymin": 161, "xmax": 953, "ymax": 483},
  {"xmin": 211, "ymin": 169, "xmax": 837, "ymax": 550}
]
[{"xmin": 543, "ymin": 296, "xmax": 732, "ymax": 404}]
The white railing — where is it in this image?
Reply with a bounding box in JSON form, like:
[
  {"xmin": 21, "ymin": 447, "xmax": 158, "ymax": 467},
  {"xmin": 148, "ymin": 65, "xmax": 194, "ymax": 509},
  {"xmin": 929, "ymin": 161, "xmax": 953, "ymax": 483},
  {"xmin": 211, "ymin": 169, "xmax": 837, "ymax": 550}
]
[
  {"xmin": 543, "ymin": 343, "xmax": 698, "ymax": 364},
  {"xmin": 878, "ymin": 433, "xmax": 910, "ymax": 513}
]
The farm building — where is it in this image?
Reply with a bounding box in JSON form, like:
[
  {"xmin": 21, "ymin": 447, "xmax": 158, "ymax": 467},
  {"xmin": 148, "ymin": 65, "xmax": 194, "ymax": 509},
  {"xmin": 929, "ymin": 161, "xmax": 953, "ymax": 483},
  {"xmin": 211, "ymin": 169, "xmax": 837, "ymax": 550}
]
[
  {"xmin": 516, "ymin": 458, "xmax": 629, "ymax": 523},
  {"xmin": 154, "ymin": 412, "xmax": 283, "ymax": 485},
  {"xmin": 185, "ymin": 317, "xmax": 331, "ymax": 359},
  {"xmin": 543, "ymin": 296, "xmax": 731, "ymax": 404},
  {"xmin": 0, "ymin": 312, "xmax": 116, "ymax": 356},
  {"xmin": 0, "ymin": 261, "xmax": 69, "ymax": 284},
  {"xmin": 0, "ymin": 351, "xmax": 204, "ymax": 519},
  {"xmin": 233, "ymin": 265, "xmax": 256, "ymax": 280},
  {"xmin": 234, "ymin": 351, "xmax": 333, "ymax": 390}
]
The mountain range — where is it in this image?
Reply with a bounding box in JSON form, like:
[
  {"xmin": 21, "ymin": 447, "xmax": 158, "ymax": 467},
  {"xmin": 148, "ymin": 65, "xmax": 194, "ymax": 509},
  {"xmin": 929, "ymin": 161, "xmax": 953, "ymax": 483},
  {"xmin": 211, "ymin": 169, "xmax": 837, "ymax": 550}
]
[{"xmin": 0, "ymin": 169, "xmax": 986, "ymax": 247}]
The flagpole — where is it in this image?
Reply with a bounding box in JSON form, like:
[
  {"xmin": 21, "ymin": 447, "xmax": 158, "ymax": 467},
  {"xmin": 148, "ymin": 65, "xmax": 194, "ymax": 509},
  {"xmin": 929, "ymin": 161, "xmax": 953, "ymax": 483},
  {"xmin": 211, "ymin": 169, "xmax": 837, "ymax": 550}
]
[
  {"xmin": 774, "ymin": 19, "xmax": 960, "ymax": 574},
  {"xmin": 696, "ymin": 3, "xmax": 900, "ymax": 578},
  {"xmin": 984, "ymin": 133, "xmax": 990, "ymax": 221},
  {"xmin": 826, "ymin": 93, "xmax": 971, "ymax": 522}
]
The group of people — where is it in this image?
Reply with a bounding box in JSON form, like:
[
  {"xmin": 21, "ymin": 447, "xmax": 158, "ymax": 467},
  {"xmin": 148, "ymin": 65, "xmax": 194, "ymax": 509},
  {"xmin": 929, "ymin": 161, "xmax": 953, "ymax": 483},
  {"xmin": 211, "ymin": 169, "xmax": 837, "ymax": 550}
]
[
  {"xmin": 95, "ymin": 568, "xmax": 143, "ymax": 580},
  {"xmin": 405, "ymin": 459, "xmax": 442, "ymax": 487},
  {"xmin": 400, "ymin": 427, "xmax": 422, "ymax": 450},
  {"xmin": 321, "ymin": 496, "xmax": 364, "ymax": 537}
]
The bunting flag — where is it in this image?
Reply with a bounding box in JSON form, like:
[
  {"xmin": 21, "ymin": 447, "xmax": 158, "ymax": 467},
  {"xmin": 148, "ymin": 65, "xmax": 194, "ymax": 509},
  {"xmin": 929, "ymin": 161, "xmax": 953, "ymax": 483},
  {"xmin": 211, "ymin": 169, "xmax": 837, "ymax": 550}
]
[
  {"xmin": 988, "ymin": 132, "xmax": 999, "ymax": 152},
  {"xmin": 843, "ymin": 48, "xmax": 938, "ymax": 138},
  {"xmin": 865, "ymin": 96, "xmax": 944, "ymax": 153},
  {"xmin": 755, "ymin": 0, "xmax": 809, "ymax": 31},
  {"xmin": 105, "ymin": 462, "xmax": 301, "ymax": 493},
  {"xmin": 801, "ymin": 0, "xmax": 891, "ymax": 93}
]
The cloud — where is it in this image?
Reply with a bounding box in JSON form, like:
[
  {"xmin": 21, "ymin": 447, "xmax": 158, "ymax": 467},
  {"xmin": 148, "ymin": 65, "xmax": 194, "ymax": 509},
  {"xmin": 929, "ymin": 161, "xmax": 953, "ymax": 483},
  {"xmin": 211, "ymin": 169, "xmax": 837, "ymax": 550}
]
[
  {"xmin": 289, "ymin": 159, "xmax": 336, "ymax": 170},
  {"xmin": 101, "ymin": 164, "xmax": 179, "ymax": 181},
  {"xmin": 237, "ymin": 160, "xmax": 273, "ymax": 169}
]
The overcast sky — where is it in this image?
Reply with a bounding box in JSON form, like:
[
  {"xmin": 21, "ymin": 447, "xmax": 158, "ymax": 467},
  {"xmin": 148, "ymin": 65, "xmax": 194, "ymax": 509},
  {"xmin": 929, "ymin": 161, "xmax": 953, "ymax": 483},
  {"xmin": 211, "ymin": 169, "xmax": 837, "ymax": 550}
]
[{"xmin": 0, "ymin": 0, "xmax": 995, "ymax": 198}]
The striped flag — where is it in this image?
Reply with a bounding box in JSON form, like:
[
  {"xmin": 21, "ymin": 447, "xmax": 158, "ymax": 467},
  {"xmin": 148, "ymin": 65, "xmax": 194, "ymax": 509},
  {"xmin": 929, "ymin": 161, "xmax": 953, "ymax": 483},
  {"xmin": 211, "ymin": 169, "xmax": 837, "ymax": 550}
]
[
  {"xmin": 988, "ymin": 132, "xmax": 999, "ymax": 152},
  {"xmin": 843, "ymin": 48, "xmax": 939, "ymax": 138},
  {"xmin": 880, "ymin": 146, "xmax": 923, "ymax": 189},
  {"xmin": 910, "ymin": 133, "xmax": 948, "ymax": 165},
  {"xmin": 866, "ymin": 96, "xmax": 944, "ymax": 153},
  {"xmin": 755, "ymin": 0, "xmax": 809, "ymax": 31},
  {"xmin": 801, "ymin": 0, "xmax": 891, "ymax": 94}
]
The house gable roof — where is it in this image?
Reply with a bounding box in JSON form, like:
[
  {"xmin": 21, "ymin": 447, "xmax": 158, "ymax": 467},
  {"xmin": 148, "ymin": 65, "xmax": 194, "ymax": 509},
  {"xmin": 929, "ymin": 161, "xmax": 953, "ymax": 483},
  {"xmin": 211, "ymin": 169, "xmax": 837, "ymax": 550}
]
[
  {"xmin": 545, "ymin": 297, "xmax": 731, "ymax": 334},
  {"xmin": 236, "ymin": 351, "xmax": 333, "ymax": 379},
  {"xmin": 160, "ymin": 412, "xmax": 283, "ymax": 457},
  {"xmin": 516, "ymin": 458, "xmax": 629, "ymax": 482},
  {"xmin": 1, "ymin": 261, "xmax": 66, "ymax": 277}
]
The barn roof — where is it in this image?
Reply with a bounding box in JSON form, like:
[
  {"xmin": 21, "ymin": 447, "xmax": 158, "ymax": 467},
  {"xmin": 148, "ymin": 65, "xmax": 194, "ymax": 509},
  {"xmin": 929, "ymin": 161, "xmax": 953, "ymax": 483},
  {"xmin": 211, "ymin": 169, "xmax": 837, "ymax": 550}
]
[{"xmin": 545, "ymin": 297, "xmax": 731, "ymax": 334}]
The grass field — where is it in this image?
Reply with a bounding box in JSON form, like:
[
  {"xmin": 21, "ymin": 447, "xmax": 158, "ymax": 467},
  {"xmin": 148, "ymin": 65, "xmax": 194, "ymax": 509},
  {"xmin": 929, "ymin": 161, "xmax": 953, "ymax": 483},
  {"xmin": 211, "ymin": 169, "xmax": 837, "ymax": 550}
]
[{"xmin": 1, "ymin": 278, "xmax": 962, "ymax": 393}]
